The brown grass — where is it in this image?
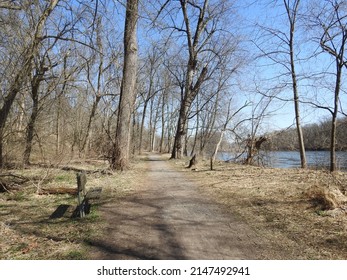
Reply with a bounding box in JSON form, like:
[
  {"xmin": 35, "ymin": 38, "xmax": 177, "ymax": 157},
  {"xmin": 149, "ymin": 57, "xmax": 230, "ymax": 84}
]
[
  {"xmin": 0, "ymin": 158, "xmax": 146, "ymax": 260},
  {"xmin": 171, "ymin": 157, "xmax": 347, "ymax": 259},
  {"xmin": 2, "ymin": 154, "xmax": 347, "ymax": 260}
]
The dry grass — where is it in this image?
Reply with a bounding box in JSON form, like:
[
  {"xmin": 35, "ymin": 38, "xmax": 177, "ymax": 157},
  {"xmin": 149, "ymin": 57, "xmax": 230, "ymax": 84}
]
[
  {"xmin": 170, "ymin": 156, "xmax": 347, "ymax": 259},
  {"xmin": 2, "ymin": 154, "xmax": 347, "ymax": 260},
  {"xmin": 0, "ymin": 158, "xmax": 146, "ymax": 260}
]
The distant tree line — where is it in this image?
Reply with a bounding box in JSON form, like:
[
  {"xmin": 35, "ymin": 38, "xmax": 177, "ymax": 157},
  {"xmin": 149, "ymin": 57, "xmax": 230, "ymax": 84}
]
[{"xmin": 266, "ymin": 118, "xmax": 347, "ymax": 152}]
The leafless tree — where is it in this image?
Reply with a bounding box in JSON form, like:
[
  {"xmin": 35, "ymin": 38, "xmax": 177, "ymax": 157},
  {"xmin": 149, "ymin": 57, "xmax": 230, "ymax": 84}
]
[
  {"xmin": 0, "ymin": 0, "xmax": 59, "ymax": 167},
  {"xmin": 170, "ymin": 0, "xmax": 210, "ymax": 159},
  {"xmin": 111, "ymin": 0, "xmax": 139, "ymax": 170},
  {"xmin": 253, "ymin": 0, "xmax": 307, "ymax": 168},
  {"xmin": 243, "ymin": 94, "xmax": 274, "ymax": 165},
  {"xmin": 23, "ymin": 47, "xmax": 60, "ymax": 165},
  {"xmin": 284, "ymin": 0, "xmax": 307, "ymax": 168},
  {"xmin": 210, "ymin": 98, "xmax": 249, "ymax": 170},
  {"xmin": 311, "ymin": 0, "xmax": 347, "ymax": 171},
  {"xmin": 137, "ymin": 43, "xmax": 163, "ymax": 154}
]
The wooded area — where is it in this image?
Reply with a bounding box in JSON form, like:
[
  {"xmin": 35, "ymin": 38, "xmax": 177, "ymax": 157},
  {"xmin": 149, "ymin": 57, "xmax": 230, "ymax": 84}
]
[
  {"xmin": 267, "ymin": 117, "xmax": 347, "ymax": 151},
  {"xmin": 0, "ymin": 0, "xmax": 346, "ymax": 172}
]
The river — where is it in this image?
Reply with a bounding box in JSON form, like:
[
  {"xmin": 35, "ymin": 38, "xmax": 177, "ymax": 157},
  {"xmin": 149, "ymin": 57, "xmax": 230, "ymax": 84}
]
[{"xmin": 217, "ymin": 150, "xmax": 347, "ymax": 171}]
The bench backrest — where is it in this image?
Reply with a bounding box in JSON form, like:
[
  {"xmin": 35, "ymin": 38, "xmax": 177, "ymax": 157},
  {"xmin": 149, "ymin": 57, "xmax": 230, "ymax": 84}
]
[
  {"xmin": 77, "ymin": 172, "xmax": 87, "ymax": 196},
  {"xmin": 76, "ymin": 171, "xmax": 87, "ymax": 217}
]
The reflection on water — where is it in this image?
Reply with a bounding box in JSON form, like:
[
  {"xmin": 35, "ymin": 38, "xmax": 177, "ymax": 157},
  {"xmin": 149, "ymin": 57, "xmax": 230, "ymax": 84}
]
[{"xmin": 217, "ymin": 151, "xmax": 347, "ymax": 171}]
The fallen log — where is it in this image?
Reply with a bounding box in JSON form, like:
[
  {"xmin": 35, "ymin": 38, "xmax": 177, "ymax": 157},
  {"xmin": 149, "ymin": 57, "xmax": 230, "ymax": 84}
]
[
  {"xmin": 0, "ymin": 182, "xmax": 21, "ymax": 192},
  {"xmin": 39, "ymin": 187, "xmax": 77, "ymax": 195}
]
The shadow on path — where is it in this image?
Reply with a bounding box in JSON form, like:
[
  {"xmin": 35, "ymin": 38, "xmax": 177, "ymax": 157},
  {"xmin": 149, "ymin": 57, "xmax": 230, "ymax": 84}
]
[{"xmin": 88, "ymin": 154, "xmax": 267, "ymax": 260}]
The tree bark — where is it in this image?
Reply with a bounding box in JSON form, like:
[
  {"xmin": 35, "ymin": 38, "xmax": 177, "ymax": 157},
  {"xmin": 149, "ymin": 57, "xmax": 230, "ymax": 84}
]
[
  {"xmin": 210, "ymin": 130, "xmax": 224, "ymax": 170},
  {"xmin": 159, "ymin": 89, "xmax": 167, "ymax": 153},
  {"xmin": 330, "ymin": 64, "xmax": 341, "ymax": 172},
  {"xmin": 23, "ymin": 76, "xmax": 40, "ymax": 165},
  {"xmin": 171, "ymin": 104, "xmax": 188, "ymax": 159},
  {"xmin": 187, "ymin": 154, "xmax": 197, "ymax": 169},
  {"xmin": 111, "ymin": 0, "xmax": 138, "ymax": 170}
]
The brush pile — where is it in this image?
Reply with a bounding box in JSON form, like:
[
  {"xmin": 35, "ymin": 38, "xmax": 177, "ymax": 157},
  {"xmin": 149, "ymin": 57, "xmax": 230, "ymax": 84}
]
[{"xmin": 306, "ymin": 184, "xmax": 347, "ymax": 216}]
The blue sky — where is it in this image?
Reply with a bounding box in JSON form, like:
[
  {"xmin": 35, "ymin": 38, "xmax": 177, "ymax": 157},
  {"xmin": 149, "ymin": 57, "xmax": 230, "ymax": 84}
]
[
  {"xmin": 234, "ymin": 0, "xmax": 346, "ymax": 131},
  {"xmin": 92, "ymin": 0, "xmax": 345, "ymax": 132}
]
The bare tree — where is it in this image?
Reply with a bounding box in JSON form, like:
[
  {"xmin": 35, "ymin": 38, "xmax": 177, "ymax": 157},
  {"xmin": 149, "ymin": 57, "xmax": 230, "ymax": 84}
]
[
  {"xmin": 313, "ymin": 0, "xmax": 347, "ymax": 171},
  {"xmin": 111, "ymin": 0, "xmax": 139, "ymax": 170},
  {"xmin": 165, "ymin": 0, "xmax": 237, "ymax": 159},
  {"xmin": 210, "ymin": 99, "xmax": 249, "ymax": 170},
  {"xmin": 79, "ymin": 16, "xmax": 112, "ymax": 157},
  {"xmin": 284, "ymin": 0, "xmax": 307, "ymax": 168},
  {"xmin": 170, "ymin": 0, "xmax": 209, "ymax": 159},
  {"xmin": 253, "ymin": 0, "xmax": 307, "ymax": 168},
  {"xmin": 137, "ymin": 43, "xmax": 162, "ymax": 154},
  {"xmin": 0, "ymin": 0, "xmax": 59, "ymax": 167},
  {"xmin": 244, "ymin": 94, "xmax": 274, "ymax": 165},
  {"xmin": 23, "ymin": 51, "xmax": 58, "ymax": 165}
]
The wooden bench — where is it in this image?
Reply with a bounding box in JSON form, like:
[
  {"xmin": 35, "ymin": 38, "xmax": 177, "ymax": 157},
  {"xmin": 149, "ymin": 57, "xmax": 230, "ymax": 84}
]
[
  {"xmin": 75, "ymin": 172, "xmax": 102, "ymax": 218},
  {"xmin": 49, "ymin": 171, "xmax": 102, "ymax": 219}
]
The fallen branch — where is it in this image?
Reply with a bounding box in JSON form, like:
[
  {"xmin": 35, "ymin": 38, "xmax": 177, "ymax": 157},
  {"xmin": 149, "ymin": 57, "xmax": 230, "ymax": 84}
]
[
  {"xmin": 0, "ymin": 173, "xmax": 29, "ymax": 182},
  {"xmin": 0, "ymin": 173, "xmax": 29, "ymax": 192}
]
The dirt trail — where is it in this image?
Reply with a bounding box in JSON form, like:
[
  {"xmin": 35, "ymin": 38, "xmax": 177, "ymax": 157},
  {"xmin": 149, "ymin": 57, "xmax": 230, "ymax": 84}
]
[{"xmin": 88, "ymin": 154, "xmax": 271, "ymax": 260}]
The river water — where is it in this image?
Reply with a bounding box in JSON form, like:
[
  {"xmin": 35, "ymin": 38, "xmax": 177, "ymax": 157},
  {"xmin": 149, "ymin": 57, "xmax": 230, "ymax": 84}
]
[{"xmin": 217, "ymin": 150, "xmax": 347, "ymax": 171}]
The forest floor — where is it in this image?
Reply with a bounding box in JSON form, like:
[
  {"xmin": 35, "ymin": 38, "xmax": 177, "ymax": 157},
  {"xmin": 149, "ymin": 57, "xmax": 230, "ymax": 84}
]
[{"xmin": 1, "ymin": 153, "xmax": 347, "ymax": 259}]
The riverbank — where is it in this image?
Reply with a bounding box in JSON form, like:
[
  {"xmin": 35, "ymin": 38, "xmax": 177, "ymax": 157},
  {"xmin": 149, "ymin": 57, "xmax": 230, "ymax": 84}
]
[
  {"xmin": 217, "ymin": 150, "xmax": 347, "ymax": 170},
  {"xmin": 170, "ymin": 155, "xmax": 347, "ymax": 259}
]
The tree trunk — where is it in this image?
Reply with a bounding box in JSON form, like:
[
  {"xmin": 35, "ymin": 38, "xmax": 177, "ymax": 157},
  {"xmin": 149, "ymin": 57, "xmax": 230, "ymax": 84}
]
[
  {"xmin": 245, "ymin": 136, "xmax": 267, "ymax": 165},
  {"xmin": 23, "ymin": 78, "xmax": 40, "ymax": 165},
  {"xmin": 171, "ymin": 104, "xmax": 188, "ymax": 159},
  {"xmin": 80, "ymin": 96, "xmax": 101, "ymax": 157},
  {"xmin": 111, "ymin": 0, "xmax": 138, "ymax": 170},
  {"xmin": 159, "ymin": 91, "xmax": 166, "ymax": 153},
  {"xmin": 286, "ymin": 0, "xmax": 307, "ymax": 169},
  {"xmin": 330, "ymin": 64, "xmax": 341, "ymax": 172},
  {"xmin": 0, "ymin": 86, "xmax": 20, "ymax": 167},
  {"xmin": 171, "ymin": 65, "xmax": 207, "ymax": 159},
  {"xmin": 191, "ymin": 105, "xmax": 199, "ymax": 157},
  {"xmin": 55, "ymin": 95, "xmax": 61, "ymax": 156},
  {"xmin": 139, "ymin": 100, "xmax": 148, "ymax": 154},
  {"xmin": 170, "ymin": 0, "xmax": 209, "ymax": 159},
  {"xmin": 210, "ymin": 130, "xmax": 225, "ymax": 170},
  {"xmin": 187, "ymin": 154, "xmax": 197, "ymax": 169},
  {"xmin": 151, "ymin": 99, "xmax": 159, "ymax": 152},
  {"xmin": 149, "ymin": 97, "xmax": 154, "ymax": 152},
  {"xmin": 330, "ymin": 116, "xmax": 337, "ymax": 172}
]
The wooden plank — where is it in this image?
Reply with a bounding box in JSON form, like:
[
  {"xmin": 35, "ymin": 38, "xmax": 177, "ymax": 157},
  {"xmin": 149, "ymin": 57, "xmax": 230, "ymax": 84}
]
[{"xmin": 77, "ymin": 172, "xmax": 87, "ymax": 193}]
